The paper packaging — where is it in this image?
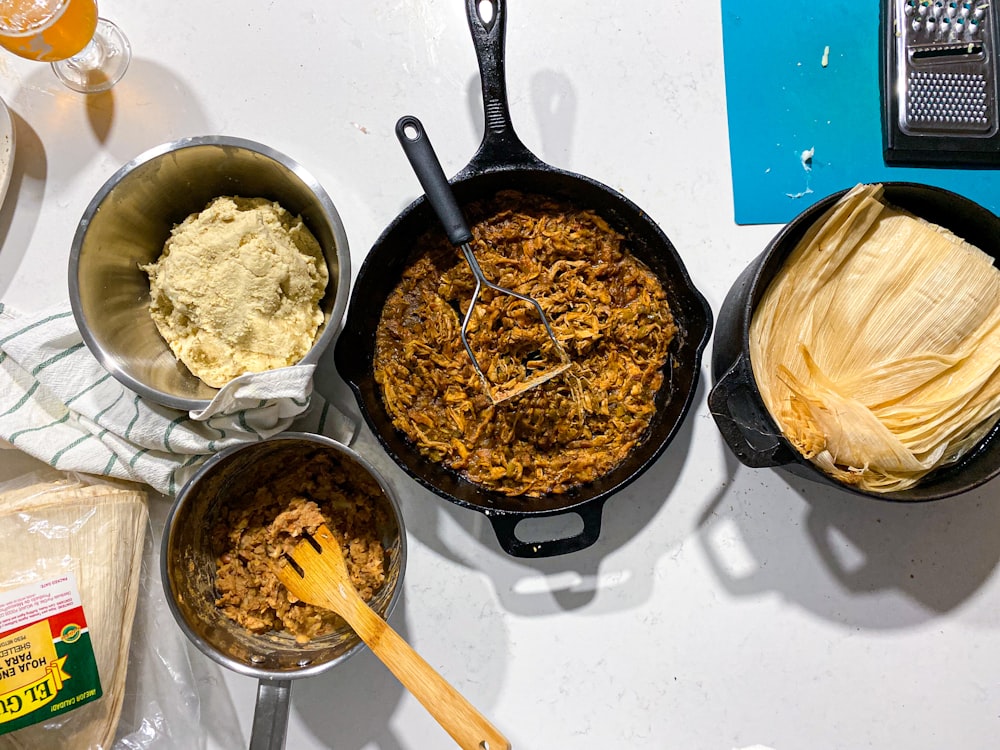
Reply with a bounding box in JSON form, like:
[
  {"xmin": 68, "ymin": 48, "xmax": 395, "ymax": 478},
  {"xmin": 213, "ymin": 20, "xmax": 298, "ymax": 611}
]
[
  {"xmin": 0, "ymin": 473, "xmax": 147, "ymax": 749},
  {"xmin": 0, "ymin": 575, "xmax": 103, "ymax": 731}
]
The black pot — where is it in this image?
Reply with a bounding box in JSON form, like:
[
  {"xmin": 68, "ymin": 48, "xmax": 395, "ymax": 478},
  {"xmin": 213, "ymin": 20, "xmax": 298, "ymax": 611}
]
[
  {"xmin": 334, "ymin": 0, "xmax": 712, "ymax": 557},
  {"xmin": 709, "ymin": 182, "xmax": 1000, "ymax": 501}
]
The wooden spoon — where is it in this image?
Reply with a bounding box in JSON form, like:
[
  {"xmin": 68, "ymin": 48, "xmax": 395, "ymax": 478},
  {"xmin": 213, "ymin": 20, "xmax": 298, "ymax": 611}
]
[{"xmin": 275, "ymin": 524, "xmax": 511, "ymax": 750}]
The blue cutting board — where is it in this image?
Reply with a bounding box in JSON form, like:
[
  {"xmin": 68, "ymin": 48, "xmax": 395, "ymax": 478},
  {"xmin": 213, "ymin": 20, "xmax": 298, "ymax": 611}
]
[{"xmin": 721, "ymin": 0, "xmax": 998, "ymax": 225}]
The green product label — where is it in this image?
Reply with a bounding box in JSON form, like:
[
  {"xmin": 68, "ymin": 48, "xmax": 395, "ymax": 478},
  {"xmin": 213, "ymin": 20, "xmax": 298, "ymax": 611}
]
[{"xmin": 0, "ymin": 574, "xmax": 103, "ymax": 735}]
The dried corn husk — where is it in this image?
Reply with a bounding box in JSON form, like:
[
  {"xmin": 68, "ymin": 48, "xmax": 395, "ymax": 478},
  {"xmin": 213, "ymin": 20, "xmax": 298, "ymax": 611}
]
[
  {"xmin": 750, "ymin": 183, "xmax": 1000, "ymax": 493},
  {"xmin": 0, "ymin": 474, "xmax": 148, "ymax": 749}
]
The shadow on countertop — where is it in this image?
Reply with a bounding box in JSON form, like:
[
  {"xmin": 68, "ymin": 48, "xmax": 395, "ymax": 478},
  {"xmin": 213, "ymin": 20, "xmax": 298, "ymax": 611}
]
[
  {"xmin": 291, "ymin": 585, "xmax": 510, "ymax": 750},
  {"xmin": 12, "ymin": 58, "xmax": 209, "ymax": 174},
  {"xmin": 0, "ymin": 59, "xmax": 208, "ymax": 302},
  {"xmin": 334, "ymin": 367, "xmax": 705, "ymax": 619},
  {"xmin": 696, "ymin": 448, "xmax": 1000, "ymax": 629}
]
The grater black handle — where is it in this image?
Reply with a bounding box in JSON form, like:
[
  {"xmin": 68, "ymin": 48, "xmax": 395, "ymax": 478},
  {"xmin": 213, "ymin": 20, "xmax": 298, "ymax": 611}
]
[{"xmin": 395, "ymin": 116, "xmax": 473, "ymax": 247}]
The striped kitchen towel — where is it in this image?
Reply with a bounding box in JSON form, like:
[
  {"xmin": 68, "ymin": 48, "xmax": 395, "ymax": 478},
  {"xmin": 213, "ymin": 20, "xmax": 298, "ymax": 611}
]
[{"xmin": 0, "ymin": 303, "xmax": 356, "ymax": 496}]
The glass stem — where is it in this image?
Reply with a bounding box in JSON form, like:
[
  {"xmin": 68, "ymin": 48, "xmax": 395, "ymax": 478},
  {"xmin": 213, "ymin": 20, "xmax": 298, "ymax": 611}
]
[{"xmin": 68, "ymin": 37, "xmax": 104, "ymax": 69}]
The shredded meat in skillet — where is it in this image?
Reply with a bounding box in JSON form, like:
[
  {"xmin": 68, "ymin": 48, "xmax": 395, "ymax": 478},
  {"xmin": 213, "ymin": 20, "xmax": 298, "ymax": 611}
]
[{"xmin": 373, "ymin": 190, "xmax": 678, "ymax": 497}]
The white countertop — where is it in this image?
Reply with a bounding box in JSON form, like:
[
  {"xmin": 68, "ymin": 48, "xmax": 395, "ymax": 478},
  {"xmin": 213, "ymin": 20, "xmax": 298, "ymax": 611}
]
[{"xmin": 1, "ymin": 2, "xmax": 998, "ymax": 749}]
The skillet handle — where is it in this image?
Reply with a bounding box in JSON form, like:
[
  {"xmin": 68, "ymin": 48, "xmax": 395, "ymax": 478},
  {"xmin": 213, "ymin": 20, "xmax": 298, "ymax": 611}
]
[
  {"xmin": 395, "ymin": 116, "xmax": 473, "ymax": 246},
  {"xmin": 488, "ymin": 502, "xmax": 606, "ymax": 558},
  {"xmin": 463, "ymin": 0, "xmax": 543, "ymax": 172},
  {"xmin": 707, "ymin": 353, "xmax": 798, "ymax": 468}
]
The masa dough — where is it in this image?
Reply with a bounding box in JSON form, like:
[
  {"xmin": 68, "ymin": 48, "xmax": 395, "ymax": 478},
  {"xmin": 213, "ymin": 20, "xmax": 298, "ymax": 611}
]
[{"xmin": 142, "ymin": 196, "xmax": 329, "ymax": 388}]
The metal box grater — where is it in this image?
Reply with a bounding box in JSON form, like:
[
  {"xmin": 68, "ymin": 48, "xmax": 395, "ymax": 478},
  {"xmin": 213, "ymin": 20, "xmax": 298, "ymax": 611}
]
[{"xmin": 881, "ymin": 0, "xmax": 1000, "ymax": 165}]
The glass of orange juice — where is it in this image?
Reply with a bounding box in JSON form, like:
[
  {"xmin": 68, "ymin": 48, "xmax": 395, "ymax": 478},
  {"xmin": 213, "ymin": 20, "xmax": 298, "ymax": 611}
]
[{"xmin": 0, "ymin": 0, "xmax": 130, "ymax": 94}]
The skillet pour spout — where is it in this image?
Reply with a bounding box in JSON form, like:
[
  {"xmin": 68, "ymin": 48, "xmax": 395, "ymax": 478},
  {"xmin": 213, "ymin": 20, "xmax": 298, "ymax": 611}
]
[{"xmin": 334, "ymin": 0, "xmax": 713, "ymax": 557}]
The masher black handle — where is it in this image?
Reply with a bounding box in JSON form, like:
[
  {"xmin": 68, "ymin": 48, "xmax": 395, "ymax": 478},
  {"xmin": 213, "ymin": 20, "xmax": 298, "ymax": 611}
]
[{"xmin": 395, "ymin": 116, "xmax": 472, "ymax": 246}]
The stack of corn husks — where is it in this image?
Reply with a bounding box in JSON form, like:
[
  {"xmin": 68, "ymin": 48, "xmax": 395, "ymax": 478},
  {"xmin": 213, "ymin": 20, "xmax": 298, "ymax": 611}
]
[
  {"xmin": 751, "ymin": 183, "xmax": 1000, "ymax": 493},
  {"xmin": 0, "ymin": 474, "xmax": 147, "ymax": 749}
]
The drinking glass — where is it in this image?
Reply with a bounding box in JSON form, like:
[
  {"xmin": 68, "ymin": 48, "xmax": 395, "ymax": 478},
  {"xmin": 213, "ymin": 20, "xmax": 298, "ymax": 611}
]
[{"xmin": 0, "ymin": 0, "xmax": 131, "ymax": 94}]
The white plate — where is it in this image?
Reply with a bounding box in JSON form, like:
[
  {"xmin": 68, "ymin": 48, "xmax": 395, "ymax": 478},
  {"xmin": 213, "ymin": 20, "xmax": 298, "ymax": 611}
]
[{"xmin": 0, "ymin": 96, "xmax": 14, "ymax": 209}]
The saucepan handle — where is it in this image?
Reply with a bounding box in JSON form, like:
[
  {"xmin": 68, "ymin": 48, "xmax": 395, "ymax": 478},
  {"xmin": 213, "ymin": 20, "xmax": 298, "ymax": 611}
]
[
  {"xmin": 396, "ymin": 116, "xmax": 473, "ymax": 246},
  {"xmin": 488, "ymin": 501, "xmax": 606, "ymax": 558},
  {"xmin": 708, "ymin": 353, "xmax": 798, "ymax": 468},
  {"xmin": 462, "ymin": 0, "xmax": 544, "ymax": 173},
  {"xmin": 249, "ymin": 678, "xmax": 292, "ymax": 750}
]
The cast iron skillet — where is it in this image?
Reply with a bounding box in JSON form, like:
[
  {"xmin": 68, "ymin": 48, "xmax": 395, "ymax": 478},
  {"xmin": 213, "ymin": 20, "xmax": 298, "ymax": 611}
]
[
  {"xmin": 334, "ymin": 0, "xmax": 712, "ymax": 556},
  {"xmin": 709, "ymin": 182, "xmax": 1000, "ymax": 501}
]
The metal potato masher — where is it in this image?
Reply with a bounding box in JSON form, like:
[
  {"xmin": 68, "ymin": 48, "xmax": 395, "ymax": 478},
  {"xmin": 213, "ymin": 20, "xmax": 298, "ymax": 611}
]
[{"xmin": 395, "ymin": 115, "xmax": 571, "ymax": 404}]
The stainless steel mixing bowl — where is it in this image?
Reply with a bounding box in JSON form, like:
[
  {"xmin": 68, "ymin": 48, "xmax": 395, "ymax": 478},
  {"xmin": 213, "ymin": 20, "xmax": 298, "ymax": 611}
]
[
  {"xmin": 68, "ymin": 135, "xmax": 351, "ymax": 411},
  {"xmin": 162, "ymin": 433, "xmax": 407, "ymax": 750}
]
